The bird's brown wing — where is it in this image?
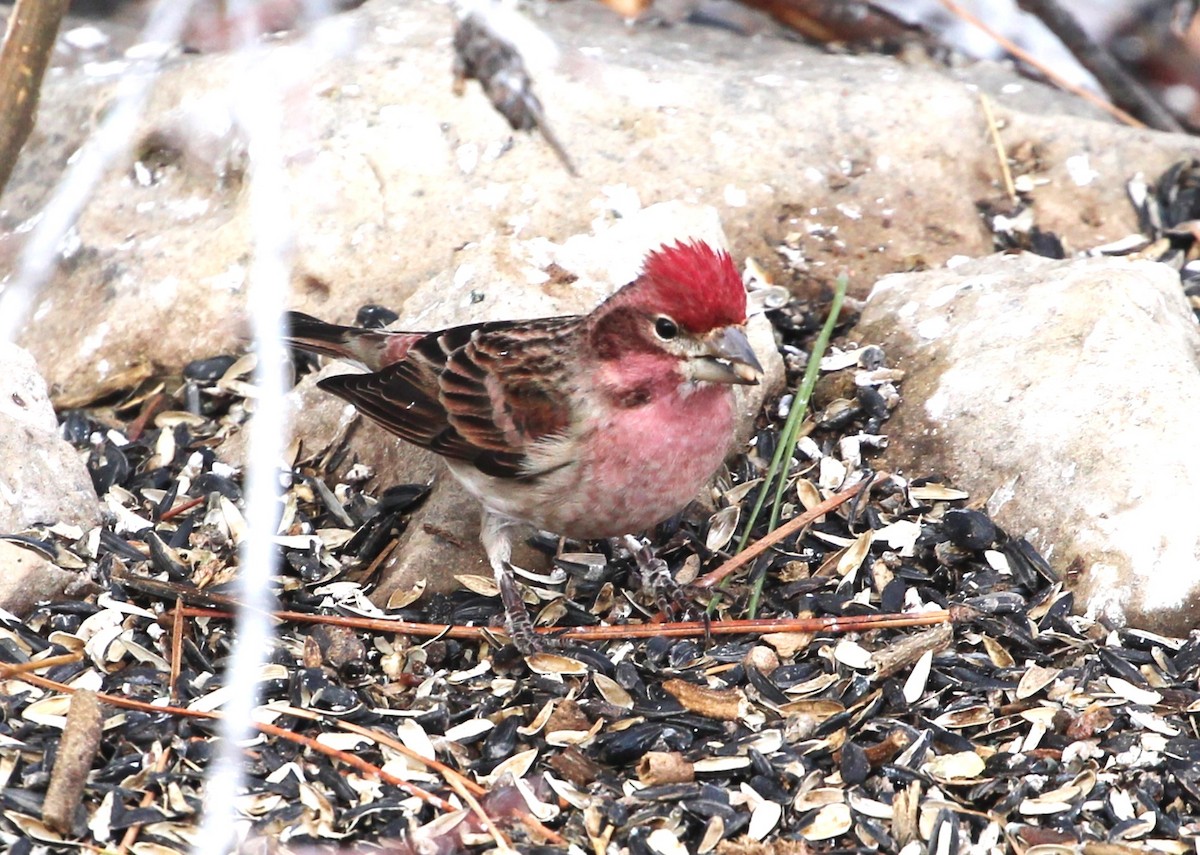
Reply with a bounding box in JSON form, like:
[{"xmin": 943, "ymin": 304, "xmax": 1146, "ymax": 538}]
[{"xmin": 317, "ymin": 317, "xmax": 580, "ymax": 479}]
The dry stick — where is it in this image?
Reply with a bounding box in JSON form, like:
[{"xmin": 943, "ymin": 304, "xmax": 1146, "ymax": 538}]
[
  {"xmin": 565, "ymin": 611, "xmax": 953, "ymax": 638},
  {"xmin": 333, "ymin": 717, "xmax": 488, "ymax": 798},
  {"xmin": 693, "ymin": 479, "xmax": 867, "ymax": 590},
  {"xmin": 2, "ymin": 667, "xmax": 566, "ymax": 843},
  {"xmin": 113, "ymin": 565, "xmax": 252, "ymax": 613},
  {"xmin": 1015, "ymin": 0, "xmax": 1183, "ymax": 133},
  {"xmin": 160, "ymin": 495, "xmax": 206, "ymax": 521},
  {"xmin": 138, "ymin": 481, "xmax": 948, "ymax": 646},
  {"xmin": 43, "ymin": 690, "xmax": 104, "ymax": 834},
  {"xmin": 979, "ymin": 93, "xmax": 1017, "ymax": 203},
  {"xmin": 126, "ymin": 392, "xmax": 167, "ymax": 443},
  {"xmin": 276, "ymin": 709, "xmax": 565, "ymax": 846},
  {"xmin": 356, "ymin": 534, "xmax": 402, "ymax": 585},
  {"xmin": 935, "ymin": 0, "xmax": 1146, "ymax": 129},
  {"xmin": 871, "ymin": 622, "xmax": 955, "ymax": 680},
  {"xmin": 250, "ymin": 718, "xmax": 459, "ymax": 808},
  {"xmin": 169, "ymin": 596, "xmax": 185, "ymax": 704},
  {"xmin": 281, "ymin": 712, "xmax": 517, "ymax": 851},
  {"xmin": 1, "ymin": 669, "xmax": 455, "ymax": 811},
  {"xmin": 265, "ymin": 715, "xmax": 564, "ymax": 850},
  {"xmin": 0, "ymin": 651, "xmax": 82, "ymax": 675},
  {"xmin": 445, "ymin": 774, "xmax": 517, "ymax": 854},
  {"xmin": 129, "ymin": 566, "xmax": 949, "ymax": 642},
  {"xmin": 169, "ymin": 603, "xmax": 951, "ymax": 640},
  {"xmin": 0, "ymin": 0, "xmax": 70, "ymax": 197},
  {"xmin": 116, "ymin": 746, "xmax": 174, "ymax": 854}
]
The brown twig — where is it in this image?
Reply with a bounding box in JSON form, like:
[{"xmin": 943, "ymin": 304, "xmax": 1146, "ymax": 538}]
[
  {"xmin": 0, "ymin": 0, "xmax": 70, "ymax": 197},
  {"xmin": 870, "ymin": 622, "xmax": 955, "ymax": 679},
  {"xmin": 252, "ymin": 718, "xmax": 458, "ymax": 809},
  {"xmin": 561, "ymin": 611, "xmax": 953, "ymax": 637},
  {"xmin": 272, "ymin": 707, "xmax": 566, "ymax": 846},
  {"xmin": 1, "ymin": 666, "xmax": 566, "ymax": 842},
  {"xmin": 160, "ymin": 495, "xmax": 206, "ymax": 521},
  {"xmin": 43, "ymin": 690, "xmax": 104, "ymax": 834},
  {"xmin": 935, "ymin": 0, "xmax": 1146, "ymax": 129},
  {"xmin": 1014, "ymin": 0, "xmax": 1183, "ymax": 133},
  {"xmin": 322, "ymin": 715, "xmax": 489, "ymax": 798},
  {"xmin": 447, "ymin": 773, "xmax": 517, "ymax": 853},
  {"xmin": 351, "ymin": 534, "xmax": 402, "ymax": 586},
  {"xmin": 113, "ymin": 563, "xmax": 252, "ymax": 612},
  {"xmin": 165, "ymin": 602, "xmax": 951, "ymax": 640},
  {"xmin": 0, "ymin": 651, "xmax": 83, "ymax": 675},
  {"xmin": 265, "ymin": 706, "xmax": 559, "ymax": 840},
  {"xmin": 1, "ymin": 669, "xmax": 456, "ymax": 811},
  {"xmin": 126, "ymin": 392, "xmax": 167, "ymax": 443},
  {"xmin": 169, "ymin": 596, "xmax": 185, "ymax": 704},
  {"xmin": 693, "ymin": 479, "xmax": 867, "ymax": 589},
  {"xmin": 979, "ymin": 93, "xmax": 1017, "ymax": 203},
  {"xmin": 116, "ymin": 745, "xmax": 174, "ymax": 854}
]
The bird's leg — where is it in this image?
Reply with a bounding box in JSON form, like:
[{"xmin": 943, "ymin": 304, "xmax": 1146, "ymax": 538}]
[
  {"xmin": 481, "ymin": 510, "xmax": 544, "ymax": 654},
  {"xmin": 621, "ymin": 535, "xmax": 706, "ymax": 625}
]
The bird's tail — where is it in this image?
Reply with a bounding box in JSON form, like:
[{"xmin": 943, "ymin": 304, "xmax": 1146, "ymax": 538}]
[{"xmin": 284, "ymin": 311, "xmax": 418, "ymax": 371}]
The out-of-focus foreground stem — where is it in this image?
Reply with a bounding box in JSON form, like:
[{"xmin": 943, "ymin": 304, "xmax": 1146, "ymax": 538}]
[{"xmin": 0, "ymin": 0, "xmax": 69, "ymax": 199}]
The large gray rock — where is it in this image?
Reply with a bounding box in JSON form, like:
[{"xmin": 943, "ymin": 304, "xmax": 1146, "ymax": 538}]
[
  {"xmin": 853, "ymin": 254, "xmax": 1200, "ymax": 635},
  {"xmin": 0, "ymin": 343, "xmax": 99, "ymax": 615},
  {"xmin": 0, "ymin": 342, "xmax": 100, "ymax": 533},
  {"xmin": 3, "ymin": 0, "xmax": 1198, "ymax": 400},
  {"xmin": 0, "ymin": 540, "xmax": 97, "ymax": 617}
]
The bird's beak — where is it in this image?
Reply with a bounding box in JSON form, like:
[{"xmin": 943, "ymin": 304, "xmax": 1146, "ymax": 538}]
[{"xmin": 689, "ymin": 325, "xmax": 764, "ymax": 385}]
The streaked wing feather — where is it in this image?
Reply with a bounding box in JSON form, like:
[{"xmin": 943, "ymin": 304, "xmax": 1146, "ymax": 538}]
[
  {"xmin": 441, "ymin": 322, "xmax": 576, "ymax": 456},
  {"xmin": 317, "ymin": 316, "xmax": 580, "ymax": 479},
  {"xmin": 317, "ymin": 367, "xmax": 444, "ymax": 448}
]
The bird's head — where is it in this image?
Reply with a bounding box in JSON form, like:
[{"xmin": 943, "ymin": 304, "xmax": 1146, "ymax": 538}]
[{"xmin": 588, "ymin": 240, "xmax": 764, "ymax": 400}]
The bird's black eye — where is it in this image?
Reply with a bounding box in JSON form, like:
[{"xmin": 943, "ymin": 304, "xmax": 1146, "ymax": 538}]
[{"xmin": 655, "ymin": 316, "xmax": 679, "ymax": 340}]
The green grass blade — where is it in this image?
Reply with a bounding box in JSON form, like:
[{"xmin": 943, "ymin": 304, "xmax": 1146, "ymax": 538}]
[{"xmin": 739, "ymin": 274, "xmax": 849, "ymax": 617}]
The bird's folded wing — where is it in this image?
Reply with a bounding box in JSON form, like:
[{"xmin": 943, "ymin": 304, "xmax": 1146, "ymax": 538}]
[{"xmin": 318, "ymin": 317, "xmax": 578, "ymax": 479}]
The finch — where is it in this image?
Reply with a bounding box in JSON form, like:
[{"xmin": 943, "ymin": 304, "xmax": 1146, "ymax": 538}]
[{"xmin": 285, "ymin": 240, "xmax": 763, "ymax": 649}]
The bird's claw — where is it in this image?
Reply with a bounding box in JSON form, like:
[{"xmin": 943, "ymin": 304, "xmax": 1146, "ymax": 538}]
[
  {"xmin": 625, "ymin": 537, "xmax": 706, "ymax": 625},
  {"xmin": 496, "ymin": 565, "xmax": 552, "ymax": 655}
]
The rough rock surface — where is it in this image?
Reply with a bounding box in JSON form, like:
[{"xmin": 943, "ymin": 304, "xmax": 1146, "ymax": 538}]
[
  {"xmin": 0, "ymin": 342, "xmax": 101, "ymax": 533},
  {"xmin": 0, "ymin": 540, "xmax": 98, "ymax": 618},
  {"xmin": 274, "ymin": 202, "xmax": 785, "ymax": 599},
  {"xmin": 853, "ymin": 253, "xmax": 1200, "ymax": 635},
  {"xmin": 3, "ymin": 0, "xmax": 1198, "ymax": 401},
  {"xmin": 5, "ymin": 0, "xmax": 1200, "ymax": 614}
]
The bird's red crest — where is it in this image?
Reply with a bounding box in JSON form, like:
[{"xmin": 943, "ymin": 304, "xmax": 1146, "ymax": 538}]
[{"xmin": 635, "ymin": 240, "xmax": 746, "ymax": 331}]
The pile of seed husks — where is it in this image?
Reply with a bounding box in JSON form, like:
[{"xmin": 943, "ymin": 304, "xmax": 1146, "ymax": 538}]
[{"xmin": 2, "ymin": 298, "xmax": 1199, "ymax": 855}]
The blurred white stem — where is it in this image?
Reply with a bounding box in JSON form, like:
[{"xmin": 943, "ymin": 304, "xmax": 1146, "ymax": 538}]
[{"xmin": 191, "ymin": 47, "xmax": 292, "ymax": 855}]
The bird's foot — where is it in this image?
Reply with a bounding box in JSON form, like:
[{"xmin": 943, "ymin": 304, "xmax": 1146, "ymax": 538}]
[
  {"xmin": 496, "ymin": 565, "xmax": 549, "ymax": 655},
  {"xmin": 623, "ymin": 536, "xmax": 708, "ymax": 626},
  {"xmin": 482, "ymin": 512, "xmax": 552, "ymax": 654}
]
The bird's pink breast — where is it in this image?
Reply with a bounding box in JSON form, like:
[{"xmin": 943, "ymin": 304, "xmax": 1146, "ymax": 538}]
[{"xmin": 535, "ymin": 384, "xmax": 736, "ymax": 538}]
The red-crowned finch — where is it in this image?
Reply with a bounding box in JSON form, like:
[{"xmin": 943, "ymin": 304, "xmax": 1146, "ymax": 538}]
[{"xmin": 285, "ymin": 240, "xmax": 764, "ymax": 649}]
